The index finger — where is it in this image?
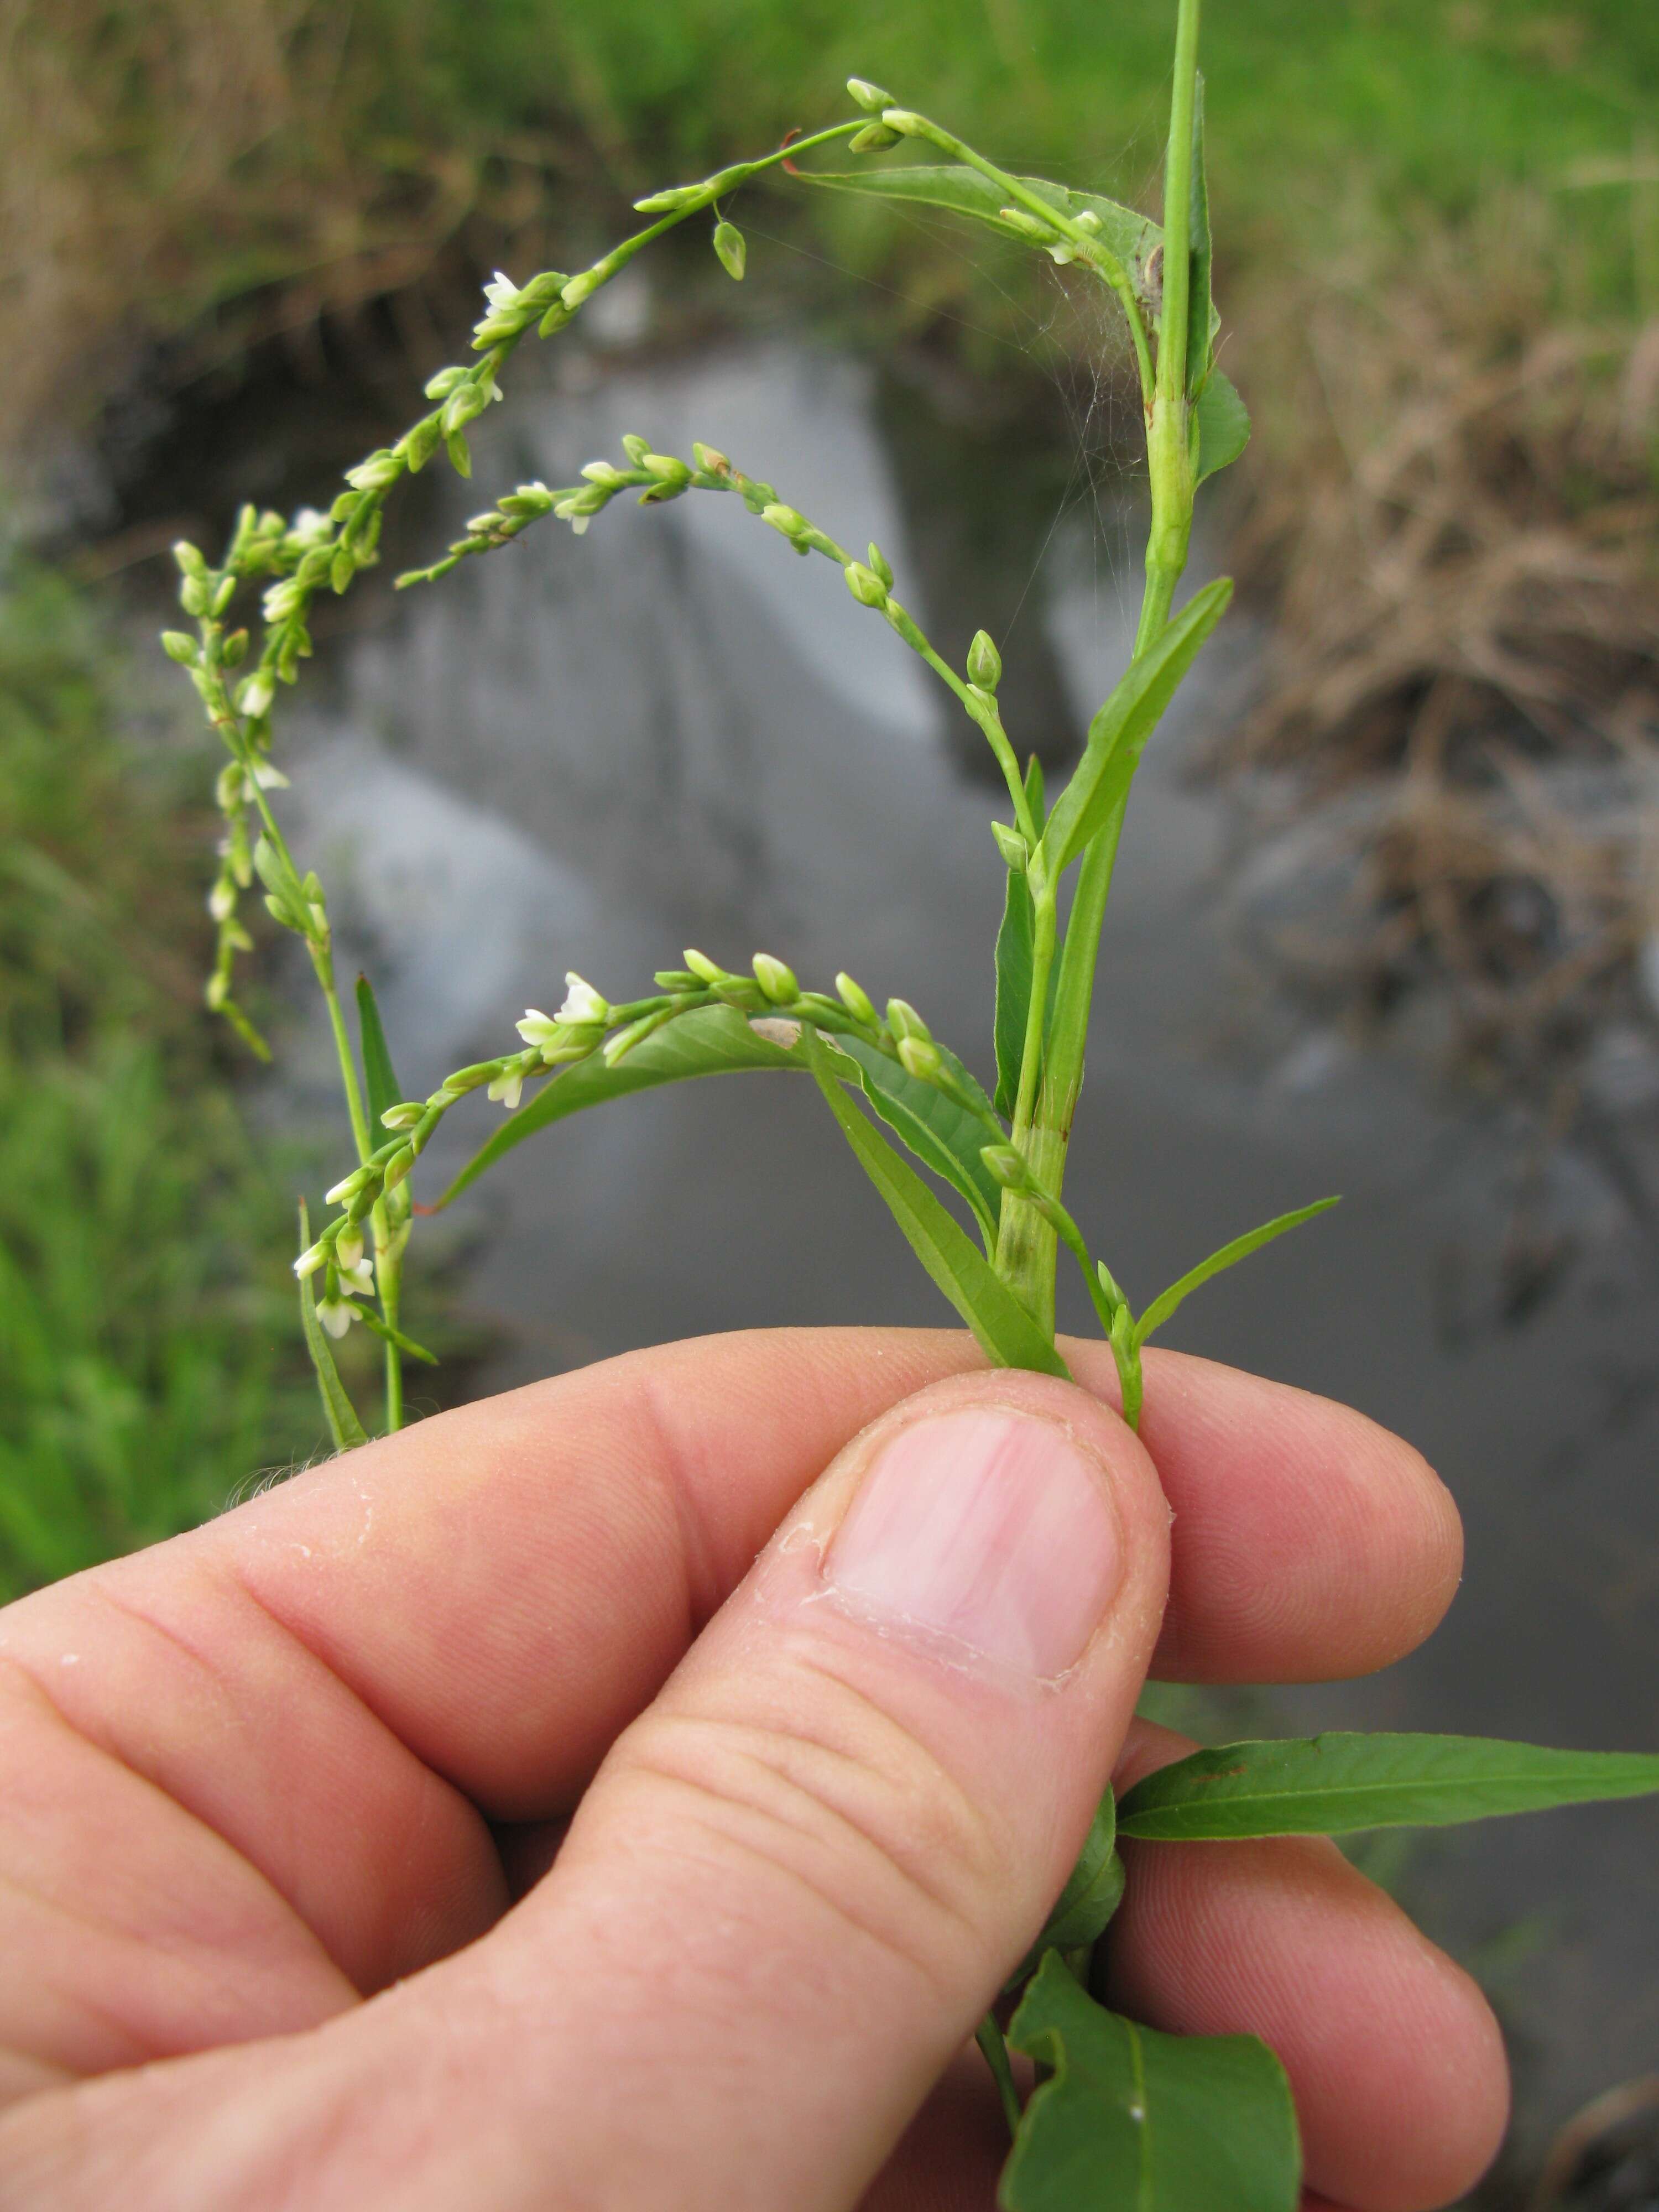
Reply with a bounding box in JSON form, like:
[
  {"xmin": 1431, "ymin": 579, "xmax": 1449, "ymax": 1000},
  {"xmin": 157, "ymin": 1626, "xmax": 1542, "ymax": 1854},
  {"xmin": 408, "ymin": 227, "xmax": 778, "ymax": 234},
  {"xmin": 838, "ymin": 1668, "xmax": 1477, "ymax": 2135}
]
[{"xmin": 11, "ymin": 1328, "xmax": 1460, "ymax": 1823}]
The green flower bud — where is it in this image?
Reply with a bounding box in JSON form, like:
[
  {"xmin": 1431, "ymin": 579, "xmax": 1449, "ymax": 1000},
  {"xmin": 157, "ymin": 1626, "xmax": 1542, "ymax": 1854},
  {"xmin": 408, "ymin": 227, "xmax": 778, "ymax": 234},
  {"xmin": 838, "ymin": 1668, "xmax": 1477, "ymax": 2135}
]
[
  {"xmin": 561, "ymin": 269, "xmax": 602, "ymax": 309},
  {"xmin": 897, "ymin": 1034, "xmax": 943, "ymax": 1082},
  {"xmin": 967, "ymin": 629, "xmax": 1003, "ymax": 691},
  {"xmin": 633, "ymin": 184, "xmax": 704, "ymax": 212},
  {"xmin": 173, "ymin": 540, "xmax": 208, "ymax": 580},
  {"xmin": 222, "ymin": 628, "xmax": 250, "ymax": 667},
  {"xmin": 643, "ymin": 452, "xmax": 692, "ymax": 489},
  {"xmin": 997, "ymin": 205, "xmax": 1060, "ymax": 242},
  {"xmin": 382, "ymin": 1146, "xmax": 416, "ymax": 1191},
  {"xmin": 867, "ymin": 542, "xmax": 894, "ymax": 588},
  {"xmin": 180, "ymin": 575, "xmax": 210, "ymax": 618},
  {"xmin": 713, "ymin": 220, "xmax": 747, "ymax": 281},
  {"xmin": 980, "ymin": 1144, "xmax": 1029, "ymax": 1190},
  {"xmin": 991, "ymin": 821, "xmax": 1027, "ymax": 870},
  {"xmin": 622, "ymin": 434, "xmax": 652, "ymax": 466},
  {"xmin": 161, "ymin": 630, "xmax": 199, "ymax": 665},
  {"xmin": 886, "ymin": 997, "xmax": 930, "ymax": 1042},
  {"xmin": 846, "ymin": 77, "xmax": 895, "ymax": 113},
  {"xmin": 684, "ymin": 947, "xmax": 726, "ymax": 984},
  {"xmin": 835, "ymin": 971, "xmax": 877, "ymax": 1024},
  {"xmin": 753, "ymin": 952, "xmax": 799, "ymax": 1004},
  {"xmin": 380, "ymin": 1101, "xmax": 425, "ymax": 1130},
  {"xmin": 849, "ymin": 123, "xmax": 902, "ymax": 153},
  {"xmin": 843, "ymin": 561, "xmax": 888, "ymax": 608},
  {"xmin": 761, "ymin": 503, "xmax": 807, "ymax": 541},
  {"xmin": 424, "ymin": 366, "xmax": 468, "ymax": 400},
  {"xmin": 692, "ymin": 443, "xmax": 731, "ymax": 475}
]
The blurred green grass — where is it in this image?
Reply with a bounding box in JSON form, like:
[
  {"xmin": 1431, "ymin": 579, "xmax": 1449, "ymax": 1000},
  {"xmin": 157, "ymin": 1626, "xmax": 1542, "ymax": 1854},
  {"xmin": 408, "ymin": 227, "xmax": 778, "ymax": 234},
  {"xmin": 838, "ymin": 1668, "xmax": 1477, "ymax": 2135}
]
[{"xmin": 0, "ymin": 550, "xmax": 324, "ymax": 1597}]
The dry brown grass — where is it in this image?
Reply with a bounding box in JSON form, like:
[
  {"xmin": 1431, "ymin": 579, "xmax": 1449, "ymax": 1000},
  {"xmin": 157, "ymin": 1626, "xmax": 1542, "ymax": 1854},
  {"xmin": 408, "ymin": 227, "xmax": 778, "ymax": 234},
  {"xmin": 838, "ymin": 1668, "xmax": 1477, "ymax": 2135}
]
[
  {"xmin": 0, "ymin": 0, "xmax": 570, "ymax": 458},
  {"xmin": 1220, "ymin": 200, "xmax": 1659, "ymax": 1077}
]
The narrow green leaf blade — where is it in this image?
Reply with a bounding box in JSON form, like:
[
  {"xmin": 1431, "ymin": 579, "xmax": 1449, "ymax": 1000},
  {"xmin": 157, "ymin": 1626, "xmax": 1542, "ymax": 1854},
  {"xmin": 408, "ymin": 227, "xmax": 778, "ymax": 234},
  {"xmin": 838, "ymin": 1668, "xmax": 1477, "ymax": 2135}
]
[
  {"xmin": 355, "ymin": 974, "xmax": 404, "ymax": 1134},
  {"xmin": 1118, "ymin": 1733, "xmax": 1659, "ymax": 1843},
  {"xmin": 1005, "ymin": 1789, "xmax": 1124, "ymax": 1994},
  {"xmin": 830, "ymin": 1033, "xmax": 1002, "ymax": 1244},
  {"xmin": 803, "ymin": 1028, "xmax": 1068, "ymax": 1378},
  {"xmin": 994, "ymin": 865, "xmax": 1035, "ymax": 1122},
  {"xmin": 1003, "ymin": 1957, "xmax": 1301, "ymax": 2211},
  {"xmin": 296, "ymin": 1203, "xmax": 369, "ymax": 1452},
  {"xmin": 439, "ymin": 1006, "xmax": 802, "ymax": 1204},
  {"xmin": 355, "ymin": 1307, "xmax": 439, "ymax": 1366},
  {"xmin": 1042, "ymin": 578, "xmax": 1233, "ymax": 875},
  {"xmin": 1133, "ymin": 1196, "xmax": 1338, "ymax": 1349},
  {"xmin": 799, "ymin": 164, "xmax": 1159, "ymax": 280},
  {"xmin": 1194, "ymin": 369, "xmax": 1251, "ymax": 484}
]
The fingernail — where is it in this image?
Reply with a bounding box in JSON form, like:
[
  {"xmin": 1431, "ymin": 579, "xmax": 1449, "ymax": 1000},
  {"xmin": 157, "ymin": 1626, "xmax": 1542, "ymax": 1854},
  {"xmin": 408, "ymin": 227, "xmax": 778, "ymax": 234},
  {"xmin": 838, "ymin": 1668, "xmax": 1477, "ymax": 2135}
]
[{"xmin": 823, "ymin": 1408, "xmax": 1124, "ymax": 1678}]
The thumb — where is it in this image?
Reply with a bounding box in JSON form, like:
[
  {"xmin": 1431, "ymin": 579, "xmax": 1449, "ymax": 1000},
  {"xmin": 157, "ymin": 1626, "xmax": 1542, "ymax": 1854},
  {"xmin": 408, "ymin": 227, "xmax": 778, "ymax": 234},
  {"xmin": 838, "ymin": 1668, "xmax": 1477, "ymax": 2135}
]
[
  {"xmin": 5, "ymin": 1370, "xmax": 1171, "ymax": 2212},
  {"xmin": 467, "ymin": 1365, "xmax": 1172, "ymax": 2209}
]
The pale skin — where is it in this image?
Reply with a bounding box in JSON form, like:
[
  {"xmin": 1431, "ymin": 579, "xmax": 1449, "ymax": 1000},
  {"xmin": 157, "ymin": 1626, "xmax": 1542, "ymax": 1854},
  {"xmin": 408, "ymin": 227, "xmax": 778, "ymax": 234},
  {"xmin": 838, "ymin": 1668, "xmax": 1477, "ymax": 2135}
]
[{"xmin": 0, "ymin": 1329, "xmax": 1507, "ymax": 2210}]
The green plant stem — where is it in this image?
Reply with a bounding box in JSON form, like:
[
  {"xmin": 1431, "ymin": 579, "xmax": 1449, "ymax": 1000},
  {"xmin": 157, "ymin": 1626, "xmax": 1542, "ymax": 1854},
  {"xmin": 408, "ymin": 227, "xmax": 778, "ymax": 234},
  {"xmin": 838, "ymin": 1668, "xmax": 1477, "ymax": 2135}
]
[
  {"xmin": 375, "ymin": 1225, "xmax": 404, "ymax": 1430},
  {"xmin": 998, "ymin": 0, "xmax": 1202, "ymax": 1333},
  {"xmin": 975, "ymin": 2013, "xmax": 1023, "ymax": 2141}
]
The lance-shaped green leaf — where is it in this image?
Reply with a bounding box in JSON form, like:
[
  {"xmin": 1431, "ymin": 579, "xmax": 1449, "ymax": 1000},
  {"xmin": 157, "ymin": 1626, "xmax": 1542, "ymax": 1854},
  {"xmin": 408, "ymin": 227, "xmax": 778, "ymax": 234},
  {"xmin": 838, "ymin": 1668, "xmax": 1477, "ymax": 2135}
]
[
  {"xmin": 798, "ymin": 163, "xmax": 1159, "ymax": 288},
  {"xmin": 1002, "ymin": 1957, "xmax": 1301, "ymax": 2212},
  {"xmin": 440, "ymin": 1006, "xmax": 801, "ymax": 1204},
  {"xmin": 1117, "ymin": 1733, "xmax": 1659, "ymax": 1843},
  {"xmin": 994, "ymin": 757, "xmax": 1048, "ymax": 1121},
  {"xmin": 994, "ymin": 861, "xmax": 1036, "ymax": 1123},
  {"xmin": 355, "ymin": 1307, "xmax": 439, "ymax": 1366},
  {"xmin": 1133, "ymin": 1196, "xmax": 1338, "ymax": 1350},
  {"xmin": 355, "ymin": 974, "xmax": 405, "ymax": 1135},
  {"xmin": 828, "ymin": 1032, "xmax": 1003, "ymax": 1246},
  {"xmin": 1194, "ymin": 369, "xmax": 1251, "ymax": 484},
  {"xmin": 1040, "ymin": 578, "xmax": 1233, "ymax": 876},
  {"xmin": 296, "ymin": 1203, "xmax": 368, "ymax": 1452},
  {"xmin": 803, "ymin": 1027, "xmax": 1069, "ymax": 1378},
  {"xmin": 1005, "ymin": 1788, "xmax": 1124, "ymax": 1994}
]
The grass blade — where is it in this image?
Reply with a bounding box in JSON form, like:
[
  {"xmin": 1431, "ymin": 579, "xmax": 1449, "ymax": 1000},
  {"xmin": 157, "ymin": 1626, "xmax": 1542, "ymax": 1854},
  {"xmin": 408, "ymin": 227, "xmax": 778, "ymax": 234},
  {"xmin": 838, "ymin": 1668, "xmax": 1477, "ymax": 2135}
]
[
  {"xmin": 1133, "ymin": 1196, "xmax": 1338, "ymax": 1349},
  {"xmin": 1118, "ymin": 1733, "xmax": 1659, "ymax": 1841}
]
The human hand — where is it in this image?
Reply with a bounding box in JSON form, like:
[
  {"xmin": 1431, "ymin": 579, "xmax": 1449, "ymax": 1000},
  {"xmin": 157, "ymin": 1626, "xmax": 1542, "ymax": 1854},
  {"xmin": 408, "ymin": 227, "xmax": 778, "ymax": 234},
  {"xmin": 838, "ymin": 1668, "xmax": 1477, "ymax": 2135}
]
[{"xmin": 0, "ymin": 1330, "xmax": 1506, "ymax": 2210}]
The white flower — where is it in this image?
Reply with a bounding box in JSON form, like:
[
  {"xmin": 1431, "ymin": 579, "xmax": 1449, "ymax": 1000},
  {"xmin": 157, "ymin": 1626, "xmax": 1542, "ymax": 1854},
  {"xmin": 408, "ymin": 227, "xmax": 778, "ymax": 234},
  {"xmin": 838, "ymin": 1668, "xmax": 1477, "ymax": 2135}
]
[
  {"xmin": 556, "ymin": 973, "xmax": 610, "ymax": 1026},
  {"xmin": 317, "ymin": 1296, "xmax": 357, "ymax": 1338},
  {"xmin": 251, "ymin": 760, "xmax": 290, "ymax": 790},
  {"xmin": 483, "ymin": 270, "xmax": 520, "ymax": 311},
  {"xmin": 335, "ymin": 1226, "xmax": 364, "ymax": 1272},
  {"xmin": 325, "ymin": 1167, "xmax": 368, "ymax": 1205},
  {"xmin": 487, "ymin": 1067, "xmax": 524, "ymax": 1110},
  {"xmin": 293, "ymin": 1240, "xmax": 328, "ymax": 1279},
  {"xmin": 291, "ymin": 507, "xmax": 331, "ymax": 544},
  {"xmin": 337, "ymin": 1259, "xmax": 375, "ymax": 1298},
  {"xmin": 515, "ymin": 1006, "xmax": 561, "ymax": 1049},
  {"xmin": 208, "ymin": 879, "xmax": 236, "ymax": 922}
]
